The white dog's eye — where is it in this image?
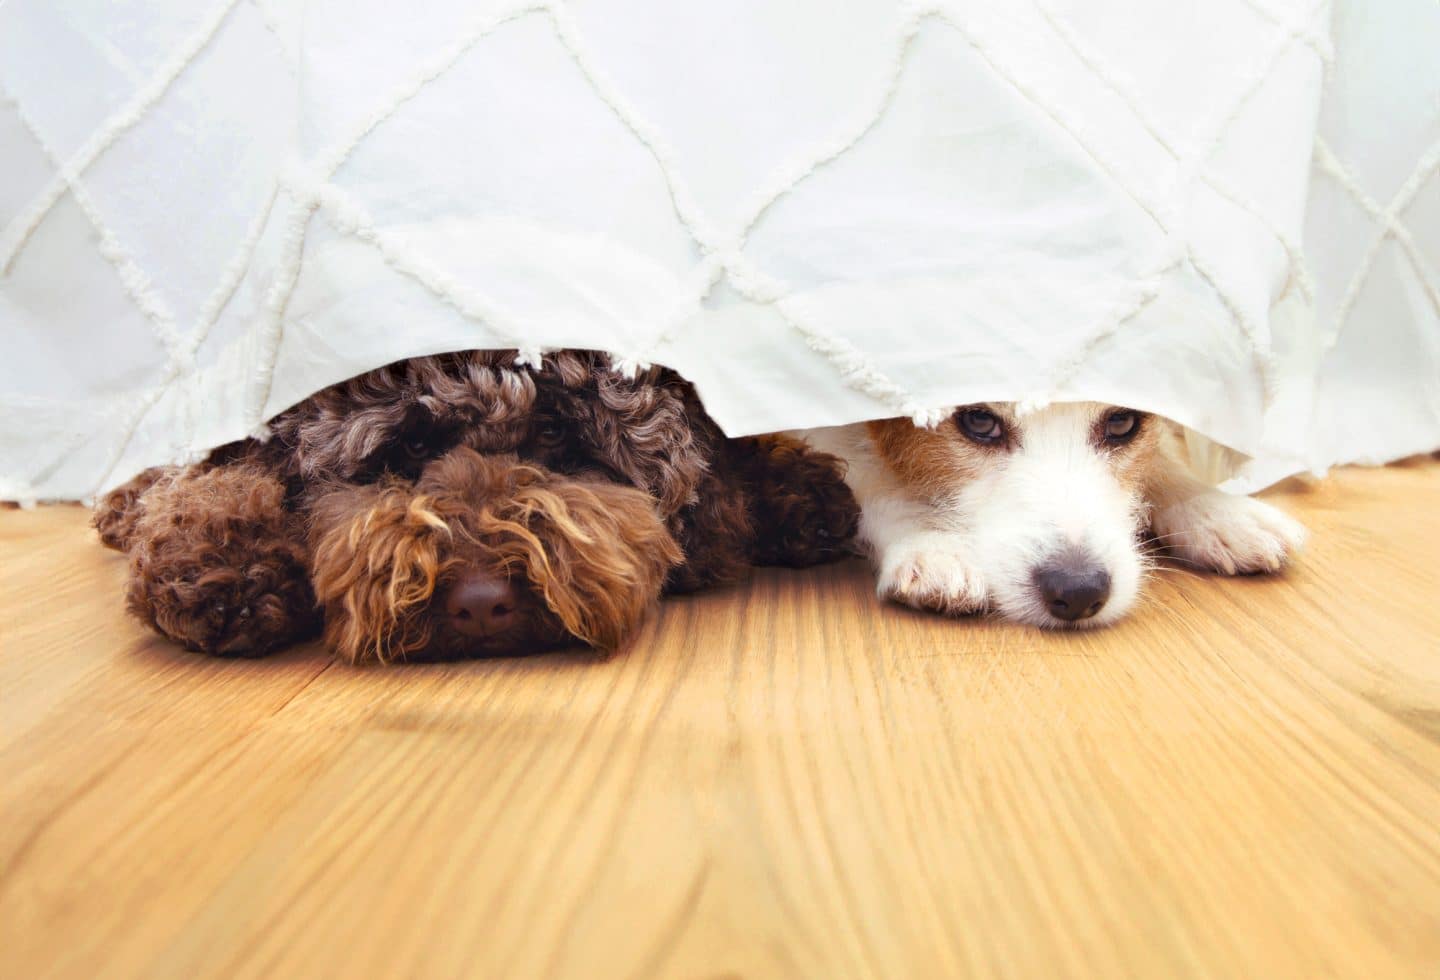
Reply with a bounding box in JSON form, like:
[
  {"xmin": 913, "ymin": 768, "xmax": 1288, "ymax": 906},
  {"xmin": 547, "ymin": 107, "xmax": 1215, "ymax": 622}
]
[
  {"xmin": 1103, "ymin": 410, "xmax": 1141, "ymax": 443},
  {"xmin": 956, "ymin": 408, "xmax": 1004, "ymax": 444}
]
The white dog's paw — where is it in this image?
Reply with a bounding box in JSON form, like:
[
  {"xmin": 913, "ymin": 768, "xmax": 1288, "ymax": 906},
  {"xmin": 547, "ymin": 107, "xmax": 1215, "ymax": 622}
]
[
  {"xmin": 1152, "ymin": 491, "xmax": 1307, "ymax": 575},
  {"xmin": 876, "ymin": 534, "xmax": 988, "ymax": 614}
]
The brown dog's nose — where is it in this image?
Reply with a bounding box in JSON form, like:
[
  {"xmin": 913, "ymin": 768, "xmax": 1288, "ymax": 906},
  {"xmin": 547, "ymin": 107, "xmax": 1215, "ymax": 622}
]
[
  {"xmin": 1034, "ymin": 565, "xmax": 1111, "ymax": 622},
  {"xmin": 444, "ymin": 571, "xmax": 520, "ymax": 637}
]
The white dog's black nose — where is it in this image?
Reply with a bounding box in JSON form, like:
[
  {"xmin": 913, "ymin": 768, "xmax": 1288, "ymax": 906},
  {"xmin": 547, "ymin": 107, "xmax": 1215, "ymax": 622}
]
[{"xmin": 1034, "ymin": 564, "xmax": 1111, "ymax": 621}]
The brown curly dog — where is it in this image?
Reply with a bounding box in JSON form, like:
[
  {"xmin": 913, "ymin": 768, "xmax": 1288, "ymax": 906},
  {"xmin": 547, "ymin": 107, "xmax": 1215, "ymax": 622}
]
[{"xmin": 95, "ymin": 350, "xmax": 858, "ymax": 663}]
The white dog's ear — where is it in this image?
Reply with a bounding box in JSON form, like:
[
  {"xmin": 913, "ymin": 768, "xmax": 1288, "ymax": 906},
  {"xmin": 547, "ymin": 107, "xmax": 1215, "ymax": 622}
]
[{"xmin": 1153, "ymin": 418, "xmax": 1252, "ymax": 486}]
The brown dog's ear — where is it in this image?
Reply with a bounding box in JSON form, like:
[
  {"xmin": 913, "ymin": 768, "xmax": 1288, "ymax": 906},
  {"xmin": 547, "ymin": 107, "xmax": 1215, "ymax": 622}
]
[
  {"xmin": 308, "ymin": 480, "xmax": 451, "ymax": 664},
  {"xmin": 584, "ymin": 370, "xmax": 713, "ymax": 518},
  {"xmin": 488, "ymin": 473, "xmax": 682, "ymax": 649}
]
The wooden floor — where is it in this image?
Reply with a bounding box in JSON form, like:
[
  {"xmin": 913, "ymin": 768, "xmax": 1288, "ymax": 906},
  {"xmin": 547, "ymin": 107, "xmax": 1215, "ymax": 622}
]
[{"xmin": 2, "ymin": 459, "xmax": 1438, "ymax": 979}]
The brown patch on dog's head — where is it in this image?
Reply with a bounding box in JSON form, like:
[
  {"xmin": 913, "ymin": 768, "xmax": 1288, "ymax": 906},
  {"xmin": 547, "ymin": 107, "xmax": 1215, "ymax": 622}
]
[
  {"xmin": 866, "ymin": 405, "xmax": 1018, "ymax": 502},
  {"xmin": 308, "ymin": 448, "xmax": 682, "ymax": 664}
]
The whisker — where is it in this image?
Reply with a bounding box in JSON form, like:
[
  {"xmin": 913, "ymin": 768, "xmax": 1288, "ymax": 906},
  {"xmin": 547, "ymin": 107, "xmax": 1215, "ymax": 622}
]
[
  {"xmin": 1157, "ymin": 555, "xmax": 1207, "ymax": 570},
  {"xmin": 1146, "ymin": 565, "xmax": 1207, "ymax": 580},
  {"xmin": 1139, "ymin": 544, "xmax": 1206, "ymax": 570}
]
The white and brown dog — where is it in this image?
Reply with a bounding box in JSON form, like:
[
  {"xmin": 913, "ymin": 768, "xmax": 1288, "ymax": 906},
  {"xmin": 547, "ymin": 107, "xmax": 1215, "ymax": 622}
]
[{"xmin": 802, "ymin": 404, "xmax": 1306, "ymax": 628}]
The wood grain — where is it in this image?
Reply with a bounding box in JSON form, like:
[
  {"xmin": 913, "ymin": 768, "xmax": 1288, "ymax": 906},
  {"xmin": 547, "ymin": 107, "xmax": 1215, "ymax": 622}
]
[{"xmin": 2, "ymin": 458, "xmax": 1438, "ymax": 978}]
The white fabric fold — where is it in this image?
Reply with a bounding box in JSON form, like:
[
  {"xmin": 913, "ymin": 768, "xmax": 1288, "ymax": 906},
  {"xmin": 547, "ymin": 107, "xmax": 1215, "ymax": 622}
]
[{"xmin": 1, "ymin": 0, "xmax": 1436, "ymax": 502}]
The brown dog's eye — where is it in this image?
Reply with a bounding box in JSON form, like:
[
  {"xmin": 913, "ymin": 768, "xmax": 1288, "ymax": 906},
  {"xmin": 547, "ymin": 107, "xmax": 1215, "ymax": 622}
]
[
  {"xmin": 957, "ymin": 408, "xmax": 1004, "ymax": 444},
  {"xmin": 1103, "ymin": 410, "xmax": 1141, "ymax": 443},
  {"xmin": 534, "ymin": 421, "xmax": 565, "ymax": 447},
  {"xmin": 402, "ymin": 435, "xmax": 430, "ymax": 459}
]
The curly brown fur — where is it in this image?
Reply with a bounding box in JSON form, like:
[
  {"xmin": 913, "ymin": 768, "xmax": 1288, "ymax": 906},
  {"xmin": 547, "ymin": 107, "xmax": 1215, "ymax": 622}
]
[
  {"xmin": 120, "ymin": 463, "xmax": 319, "ymax": 656},
  {"xmin": 93, "ymin": 466, "xmax": 168, "ymax": 551},
  {"xmin": 260, "ymin": 350, "xmax": 708, "ymax": 497},
  {"xmin": 96, "ymin": 349, "xmax": 856, "ymax": 662},
  {"xmin": 267, "ymin": 349, "xmax": 754, "ymax": 595},
  {"xmin": 309, "ymin": 449, "xmax": 681, "ymax": 664}
]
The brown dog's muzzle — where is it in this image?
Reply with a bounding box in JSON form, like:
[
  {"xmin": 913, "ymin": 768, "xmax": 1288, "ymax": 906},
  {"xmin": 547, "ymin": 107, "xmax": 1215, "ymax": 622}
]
[{"xmin": 308, "ymin": 448, "xmax": 683, "ymax": 664}]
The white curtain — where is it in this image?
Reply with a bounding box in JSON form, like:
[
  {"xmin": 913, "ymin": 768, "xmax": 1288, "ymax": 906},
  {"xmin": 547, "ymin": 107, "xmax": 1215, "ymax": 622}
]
[{"xmin": 1, "ymin": 0, "xmax": 1436, "ymax": 502}]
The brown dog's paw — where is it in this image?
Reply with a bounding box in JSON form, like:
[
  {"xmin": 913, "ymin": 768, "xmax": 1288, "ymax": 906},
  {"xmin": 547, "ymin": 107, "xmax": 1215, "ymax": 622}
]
[
  {"xmin": 734, "ymin": 435, "xmax": 860, "ymax": 567},
  {"xmin": 128, "ymin": 558, "xmax": 317, "ymax": 657},
  {"xmin": 124, "ymin": 464, "xmax": 318, "ymax": 656}
]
